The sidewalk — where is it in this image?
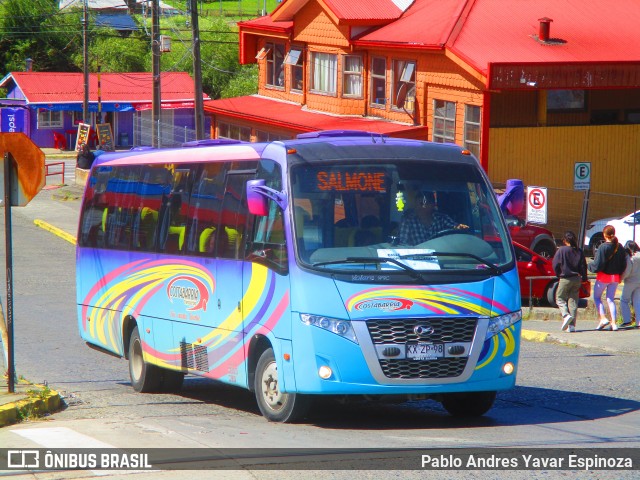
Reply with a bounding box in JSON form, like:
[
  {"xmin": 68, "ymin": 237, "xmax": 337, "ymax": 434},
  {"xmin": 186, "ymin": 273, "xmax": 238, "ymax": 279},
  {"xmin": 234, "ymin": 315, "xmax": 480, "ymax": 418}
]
[{"xmin": 1, "ymin": 150, "xmax": 638, "ymax": 427}]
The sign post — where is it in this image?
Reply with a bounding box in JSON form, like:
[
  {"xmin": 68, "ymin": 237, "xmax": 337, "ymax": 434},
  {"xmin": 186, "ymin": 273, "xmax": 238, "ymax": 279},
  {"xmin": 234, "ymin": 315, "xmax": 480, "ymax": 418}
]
[
  {"xmin": 575, "ymin": 162, "xmax": 592, "ymax": 250},
  {"xmin": 574, "ymin": 162, "xmax": 591, "ymax": 191},
  {"xmin": 0, "ymin": 133, "xmax": 45, "ymax": 393},
  {"xmin": 526, "ymin": 186, "xmax": 548, "ymax": 224}
]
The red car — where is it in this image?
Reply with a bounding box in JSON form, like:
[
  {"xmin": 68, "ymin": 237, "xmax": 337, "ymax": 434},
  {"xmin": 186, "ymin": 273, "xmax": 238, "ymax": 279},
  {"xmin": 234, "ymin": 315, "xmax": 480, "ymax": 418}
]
[
  {"xmin": 514, "ymin": 242, "xmax": 590, "ymax": 307},
  {"xmin": 508, "ymin": 216, "xmax": 557, "ymax": 259}
]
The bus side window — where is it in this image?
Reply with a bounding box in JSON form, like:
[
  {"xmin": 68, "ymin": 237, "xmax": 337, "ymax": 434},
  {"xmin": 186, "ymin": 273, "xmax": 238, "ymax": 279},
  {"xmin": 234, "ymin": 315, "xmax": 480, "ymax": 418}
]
[
  {"xmin": 186, "ymin": 163, "xmax": 226, "ymax": 256},
  {"xmin": 157, "ymin": 167, "xmax": 192, "ymax": 254},
  {"xmin": 218, "ymin": 173, "xmax": 250, "ymax": 260},
  {"xmin": 133, "ymin": 166, "xmax": 171, "ymax": 251}
]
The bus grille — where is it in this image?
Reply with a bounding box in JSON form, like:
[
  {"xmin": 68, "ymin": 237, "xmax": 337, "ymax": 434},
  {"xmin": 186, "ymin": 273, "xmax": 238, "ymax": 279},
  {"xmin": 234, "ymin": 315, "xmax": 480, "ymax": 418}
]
[
  {"xmin": 367, "ymin": 317, "xmax": 477, "ymax": 344},
  {"xmin": 180, "ymin": 341, "xmax": 209, "ymax": 372},
  {"xmin": 367, "ymin": 317, "xmax": 477, "ymax": 379},
  {"xmin": 379, "ymin": 358, "xmax": 467, "ymax": 379}
]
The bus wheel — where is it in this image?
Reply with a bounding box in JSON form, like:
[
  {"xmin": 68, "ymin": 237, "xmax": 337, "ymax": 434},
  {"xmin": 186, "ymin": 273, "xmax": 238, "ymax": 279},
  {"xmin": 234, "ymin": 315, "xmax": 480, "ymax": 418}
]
[
  {"xmin": 441, "ymin": 391, "xmax": 496, "ymax": 417},
  {"xmin": 254, "ymin": 348, "xmax": 310, "ymax": 423},
  {"xmin": 128, "ymin": 326, "xmax": 161, "ymax": 393},
  {"xmin": 160, "ymin": 369, "xmax": 184, "ymax": 393}
]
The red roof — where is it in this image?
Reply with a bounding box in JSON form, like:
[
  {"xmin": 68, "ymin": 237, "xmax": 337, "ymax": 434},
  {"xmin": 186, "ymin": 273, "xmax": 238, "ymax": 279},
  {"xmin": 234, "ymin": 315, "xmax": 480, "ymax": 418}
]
[
  {"xmin": 354, "ymin": 0, "xmax": 640, "ymax": 76},
  {"xmin": 203, "ymin": 95, "xmax": 426, "ymax": 137},
  {"xmin": 1, "ymin": 72, "xmax": 208, "ymax": 105},
  {"xmin": 449, "ymin": 0, "xmax": 640, "ymax": 75},
  {"xmin": 271, "ymin": 0, "xmax": 406, "ymax": 23}
]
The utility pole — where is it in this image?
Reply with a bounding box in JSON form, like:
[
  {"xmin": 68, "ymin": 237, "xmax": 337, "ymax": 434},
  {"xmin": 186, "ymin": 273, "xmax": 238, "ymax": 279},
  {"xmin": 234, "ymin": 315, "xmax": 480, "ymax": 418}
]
[
  {"xmin": 82, "ymin": 0, "xmax": 89, "ymax": 129},
  {"xmin": 151, "ymin": 0, "xmax": 161, "ymax": 148},
  {"xmin": 191, "ymin": 0, "xmax": 204, "ymax": 140}
]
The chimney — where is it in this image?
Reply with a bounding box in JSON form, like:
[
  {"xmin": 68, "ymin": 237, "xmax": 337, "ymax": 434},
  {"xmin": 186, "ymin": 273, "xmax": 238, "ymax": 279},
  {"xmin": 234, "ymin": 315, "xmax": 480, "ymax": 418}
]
[
  {"xmin": 25, "ymin": 58, "xmax": 33, "ymax": 72},
  {"xmin": 538, "ymin": 17, "xmax": 553, "ymax": 42}
]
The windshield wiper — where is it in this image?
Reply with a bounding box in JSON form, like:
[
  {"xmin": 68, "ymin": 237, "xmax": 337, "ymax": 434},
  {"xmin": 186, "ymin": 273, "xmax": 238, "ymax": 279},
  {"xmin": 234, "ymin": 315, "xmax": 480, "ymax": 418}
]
[
  {"xmin": 312, "ymin": 256, "xmax": 424, "ymax": 280},
  {"xmin": 398, "ymin": 252, "xmax": 500, "ymax": 275}
]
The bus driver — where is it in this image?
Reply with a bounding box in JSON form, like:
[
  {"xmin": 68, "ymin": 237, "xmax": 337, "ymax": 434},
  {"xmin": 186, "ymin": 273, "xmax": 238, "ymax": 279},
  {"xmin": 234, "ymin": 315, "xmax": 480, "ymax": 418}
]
[{"xmin": 397, "ymin": 190, "xmax": 469, "ymax": 245}]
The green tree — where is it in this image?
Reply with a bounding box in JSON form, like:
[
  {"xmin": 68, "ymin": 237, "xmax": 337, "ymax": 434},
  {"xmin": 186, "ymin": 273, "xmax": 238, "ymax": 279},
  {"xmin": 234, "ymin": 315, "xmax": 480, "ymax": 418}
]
[{"xmin": 0, "ymin": 0, "xmax": 80, "ymax": 74}]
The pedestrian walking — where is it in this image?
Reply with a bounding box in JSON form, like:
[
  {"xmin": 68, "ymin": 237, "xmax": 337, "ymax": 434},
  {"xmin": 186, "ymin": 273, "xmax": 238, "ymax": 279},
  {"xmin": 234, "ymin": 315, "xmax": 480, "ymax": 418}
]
[
  {"xmin": 588, "ymin": 225, "xmax": 628, "ymax": 331},
  {"xmin": 552, "ymin": 231, "xmax": 588, "ymax": 332},
  {"xmin": 620, "ymin": 240, "xmax": 640, "ymax": 328}
]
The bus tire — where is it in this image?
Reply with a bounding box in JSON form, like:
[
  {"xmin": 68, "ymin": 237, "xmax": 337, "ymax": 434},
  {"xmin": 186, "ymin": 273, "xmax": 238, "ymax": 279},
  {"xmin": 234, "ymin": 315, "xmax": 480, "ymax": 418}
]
[
  {"xmin": 128, "ymin": 326, "xmax": 161, "ymax": 393},
  {"xmin": 441, "ymin": 391, "xmax": 496, "ymax": 417},
  {"xmin": 254, "ymin": 348, "xmax": 310, "ymax": 423},
  {"xmin": 160, "ymin": 369, "xmax": 185, "ymax": 393}
]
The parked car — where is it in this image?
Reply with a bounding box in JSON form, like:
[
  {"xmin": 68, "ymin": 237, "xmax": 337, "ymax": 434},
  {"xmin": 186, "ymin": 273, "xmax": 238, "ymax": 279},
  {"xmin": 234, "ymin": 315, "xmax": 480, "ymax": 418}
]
[
  {"xmin": 507, "ymin": 216, "xmax": 557, "ymax": 259},
  {"xmin": 584, "ymin": 210, "xmax": 640, "ymax": 254},
  {"xmin": 514, "ymin": 241, "xmax": 590, "ymax": 307}
]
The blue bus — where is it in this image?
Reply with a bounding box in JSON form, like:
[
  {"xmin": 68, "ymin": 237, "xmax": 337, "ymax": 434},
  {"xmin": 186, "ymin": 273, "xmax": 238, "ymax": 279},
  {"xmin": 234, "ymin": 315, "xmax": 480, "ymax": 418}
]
[{"xmin": 77, "ymin": 131, "xmax": 521, "ymax": 422}]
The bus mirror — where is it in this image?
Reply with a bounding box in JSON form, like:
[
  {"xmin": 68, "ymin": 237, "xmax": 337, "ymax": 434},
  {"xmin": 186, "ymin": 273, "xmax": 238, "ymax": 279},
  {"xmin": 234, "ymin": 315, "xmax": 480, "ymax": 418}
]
[{"xmin": 247, "ymin": 179, "xmax": 269, "ymax": 216}]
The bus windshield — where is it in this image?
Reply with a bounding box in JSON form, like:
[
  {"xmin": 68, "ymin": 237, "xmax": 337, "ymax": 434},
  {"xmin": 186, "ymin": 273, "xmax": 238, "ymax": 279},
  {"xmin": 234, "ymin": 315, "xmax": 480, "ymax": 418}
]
[{"xmin": 290, "ymin": 159, "xmax": 512, "ymax": 273}]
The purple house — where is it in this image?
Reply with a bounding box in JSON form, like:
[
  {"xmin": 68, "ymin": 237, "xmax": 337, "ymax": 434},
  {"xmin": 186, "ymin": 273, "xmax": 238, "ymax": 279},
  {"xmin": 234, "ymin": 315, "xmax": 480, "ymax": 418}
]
[{"xmin": 0, "ymin": 71, "xmax": 210, "ymax": 150}]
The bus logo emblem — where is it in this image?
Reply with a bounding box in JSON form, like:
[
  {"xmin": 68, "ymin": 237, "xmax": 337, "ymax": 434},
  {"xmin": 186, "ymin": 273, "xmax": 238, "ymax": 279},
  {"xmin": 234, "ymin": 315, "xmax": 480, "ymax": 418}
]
[
  {"xmin": 166, "ymin": 275, "xmax": 210, "ymax": 311},
  {"xmin": 414, "ymin": 325, "xmax": 435, "ymax": 337}
]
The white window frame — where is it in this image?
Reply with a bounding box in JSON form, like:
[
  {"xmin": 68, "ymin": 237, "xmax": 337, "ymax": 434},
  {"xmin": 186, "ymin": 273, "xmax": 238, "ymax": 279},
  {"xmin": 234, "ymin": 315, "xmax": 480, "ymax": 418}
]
[
  {"xmin": 218, "ymin": 121, "xmax": 251, "ymax": 142},
  {"xmin": 342, "ymin": 55, "xmax": 363, "ymax": 98},
  {"xmin": 391, "ymin": 59, "xmax": 416, "ymax": 111},
  {"xmin": 37, "ymin": 109, "xmax": 63, "ymax": 129},
  {"xmin": 370, "ymin": 56, "xmax": 387, "ymax": 108},
  {"xmin": 266, "ymin": 42, "xmax": 285, "ymax": 88},
  {"xmin": 285, "ymin": 47, "xmax": 304, "ymax": 92},
  {"xmin": 464, "ymin": 105, "xmax": 481, "ymax": 157},
  {"xmin": 433, "ymin": 99, "xmax": 456, "ymax": 143},
  {"xmin": 310, "ymin": 52, "xmax": 337, "ymax": 95}
]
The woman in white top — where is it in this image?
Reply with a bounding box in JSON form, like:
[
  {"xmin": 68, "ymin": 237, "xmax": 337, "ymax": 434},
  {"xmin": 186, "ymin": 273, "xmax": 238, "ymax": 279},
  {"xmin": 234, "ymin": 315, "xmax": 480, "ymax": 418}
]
[{"xmin": 621, "ymin": 240, "xmax": 640, "ymax": 328}]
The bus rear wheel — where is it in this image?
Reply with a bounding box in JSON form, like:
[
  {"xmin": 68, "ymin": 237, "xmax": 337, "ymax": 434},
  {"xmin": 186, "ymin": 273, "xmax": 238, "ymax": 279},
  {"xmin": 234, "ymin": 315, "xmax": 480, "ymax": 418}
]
[
  {"xmin": 128, "ymin": 326, "xmax": 161, "ymax": 393},
  {"xmin": 254, "ymin": 348, "xmax": 310, "ymax": 423},
  {"xmin": 441, "ymin": 391, "xmax": 496, "ymax": 417}
]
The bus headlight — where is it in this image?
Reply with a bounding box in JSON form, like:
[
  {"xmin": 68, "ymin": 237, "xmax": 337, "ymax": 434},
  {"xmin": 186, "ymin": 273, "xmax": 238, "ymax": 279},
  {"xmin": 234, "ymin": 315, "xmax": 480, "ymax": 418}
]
[
  {"xmin": 485, "ymin": 311, "xmax": 521, "ymax": 340},
  {"xmin": 300, "ymin": 314, "xmax": 358, "ymax": 344}
]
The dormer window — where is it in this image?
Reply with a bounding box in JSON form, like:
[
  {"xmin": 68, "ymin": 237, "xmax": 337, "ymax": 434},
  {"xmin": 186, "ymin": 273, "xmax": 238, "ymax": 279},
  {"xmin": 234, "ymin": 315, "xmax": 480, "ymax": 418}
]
[
  {"xmin": 342, "ymin": 55, "xmax": 363, "ymax": 98},
  {"xmin": 310, "ymin": 52, "xmax": 337, "ymax": 95},
  {"xmin": 392, "ymin": 59, "xmax": 416, "ymax": 112},
  {"xmin": 265, "ymin": 42, "xmax": 285, "ymax": 88},
  {"xmin": 284, "ymin": 48, "xmax": 304, "ymax": 92}
]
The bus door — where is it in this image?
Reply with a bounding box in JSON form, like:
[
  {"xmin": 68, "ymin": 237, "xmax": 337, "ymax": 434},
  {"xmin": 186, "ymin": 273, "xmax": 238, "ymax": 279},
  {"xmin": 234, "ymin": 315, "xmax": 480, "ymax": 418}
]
[{"xmin": 209, "ymin": 169, "xmax": 255, "ymax": 385}]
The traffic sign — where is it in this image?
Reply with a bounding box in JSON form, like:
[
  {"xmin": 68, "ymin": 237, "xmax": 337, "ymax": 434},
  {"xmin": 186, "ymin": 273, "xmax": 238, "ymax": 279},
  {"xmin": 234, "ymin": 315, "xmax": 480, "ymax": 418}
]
[
  {"xmin": 574, "ymin": 162, "xmax": 591, "ymax": 190},
  {"xmin": 526, "ymin": 186, "xmax": 547, "ymax": 224},
  {"xmin": 0, "ymin": 132, "xmax": 45, "ymax": 206}
]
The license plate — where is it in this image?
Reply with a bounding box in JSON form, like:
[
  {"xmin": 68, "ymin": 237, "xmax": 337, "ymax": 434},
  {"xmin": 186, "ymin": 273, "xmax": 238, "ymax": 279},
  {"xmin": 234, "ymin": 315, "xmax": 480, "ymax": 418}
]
[{"xmin": 406, "ymin": 343, "xmax": 444, "ymax": 360}]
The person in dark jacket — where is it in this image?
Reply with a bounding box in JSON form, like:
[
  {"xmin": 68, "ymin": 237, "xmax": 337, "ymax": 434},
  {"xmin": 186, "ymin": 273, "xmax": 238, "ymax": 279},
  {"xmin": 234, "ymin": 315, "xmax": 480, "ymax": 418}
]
[
  {"xmin": 588, "ymin": 225, "xmax": 628, "ymax": 331},
  {"xmin": 552, "ymin": 231, "xmax": 588, "ymax": 332},
  {"xmin": 76, "ymin": 143, "xmax": 95, "ymax": 170}
]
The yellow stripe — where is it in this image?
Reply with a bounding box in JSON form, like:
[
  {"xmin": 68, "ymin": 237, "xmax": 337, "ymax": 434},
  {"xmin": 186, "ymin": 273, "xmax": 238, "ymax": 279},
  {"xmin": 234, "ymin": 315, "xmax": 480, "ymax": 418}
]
[{"xmin": 476, "ymin": 336, "xmax": 498, "ymax": 370}]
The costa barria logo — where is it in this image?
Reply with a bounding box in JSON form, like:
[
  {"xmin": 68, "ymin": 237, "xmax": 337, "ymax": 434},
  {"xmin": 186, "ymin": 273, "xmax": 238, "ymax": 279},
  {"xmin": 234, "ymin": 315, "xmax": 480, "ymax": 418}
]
[
  {"xmin": 353, "ymin": 297, "xmax": 413, "ymax": 312},
  {"xmin": 166, "ymin": 275, "xmax": 210, "ymax": 311}
]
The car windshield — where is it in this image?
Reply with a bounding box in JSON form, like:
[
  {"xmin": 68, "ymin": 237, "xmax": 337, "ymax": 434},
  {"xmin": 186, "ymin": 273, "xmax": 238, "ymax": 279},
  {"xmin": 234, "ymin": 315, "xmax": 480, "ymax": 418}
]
[{"xmin": 290, "ymin": 159, "xmax": 513, "ymax": 275}]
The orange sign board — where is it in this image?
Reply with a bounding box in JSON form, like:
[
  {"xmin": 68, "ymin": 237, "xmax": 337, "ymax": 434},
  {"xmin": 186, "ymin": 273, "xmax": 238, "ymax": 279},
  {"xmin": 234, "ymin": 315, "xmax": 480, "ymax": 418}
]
[{"xmin": 0, "ymin": 133, "xmax": 45, "ymax": 206}]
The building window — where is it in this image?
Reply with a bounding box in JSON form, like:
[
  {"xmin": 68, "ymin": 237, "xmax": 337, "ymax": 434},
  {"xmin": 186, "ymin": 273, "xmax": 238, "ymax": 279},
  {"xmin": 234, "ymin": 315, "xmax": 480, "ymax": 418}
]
[
  {"xmin": 218, "ymin": 122, "xmax": 251, "ymax": 142},
  {"xmin": 433, "ymin": 100, "xmax": 456, "ymax": 143},
  {"xmin": 256, "ymin": 130, "xmax": 289, "ymax": 142},
  {"xmin": 391, "ymin": 59, "xmax": 415, "ymax": 111},
  {"xmin": 342, "ymin": 55, "xmax": 363, "ymax": 97},
  {"xmin": 464, "ymin": 105, "xmax": 481, "ymax": 157},
  {"xmin": 284, "ymin": 48, "xmax": 304, "ymax": 92},
  {"xmin": 310, "ymin": 52, "xmax": 337, "ymax": 95},
  {"xmin": 266, "ymin": 42, "xmax": 285, "ymax": 88},
  {"xmin": 370, "ymin": 57, "xmax": 386, "ymax": 107},
  {"xmin": 37, "ymin": 109, "xmax": 63, "ymax": 129}
]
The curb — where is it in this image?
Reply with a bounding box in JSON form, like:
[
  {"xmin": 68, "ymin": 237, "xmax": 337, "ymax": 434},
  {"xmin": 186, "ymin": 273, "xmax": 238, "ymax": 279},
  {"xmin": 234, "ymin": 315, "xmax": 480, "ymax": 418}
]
[
  {"xmin": 521, "ymin": 329, "xmax": 551, "ymax": 343},
  {"xmin": 33, "ymin": 219, "xmax": 77, "ymax": 245},
  {"xmin": 0, "ymin": 385, "xmax": 62, "ymax": 427}
]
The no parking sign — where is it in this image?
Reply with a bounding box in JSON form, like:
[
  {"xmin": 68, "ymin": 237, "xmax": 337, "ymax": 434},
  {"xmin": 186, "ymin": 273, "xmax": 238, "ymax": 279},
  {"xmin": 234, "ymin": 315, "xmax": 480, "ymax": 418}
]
[{"xmin": 526, "ymin": 186, "xmax": 547, "ymax": 224}]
